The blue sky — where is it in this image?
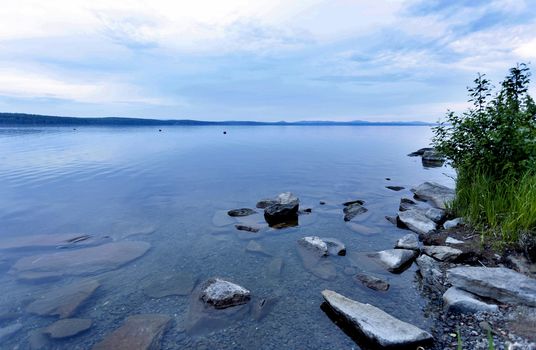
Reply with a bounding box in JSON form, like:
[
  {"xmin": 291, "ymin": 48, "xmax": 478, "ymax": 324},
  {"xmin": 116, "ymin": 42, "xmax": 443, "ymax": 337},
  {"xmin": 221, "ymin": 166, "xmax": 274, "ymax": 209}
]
[{"xmin": 0, "ymin": 0, "xmax": 535, "ymax": 121}]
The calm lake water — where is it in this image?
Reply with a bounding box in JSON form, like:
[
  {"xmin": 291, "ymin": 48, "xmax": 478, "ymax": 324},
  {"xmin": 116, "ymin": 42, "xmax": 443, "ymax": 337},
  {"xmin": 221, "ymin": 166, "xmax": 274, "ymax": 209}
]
[{"xmin": 0, "ymin": 126, "xmax": 455, "ymax": 349}]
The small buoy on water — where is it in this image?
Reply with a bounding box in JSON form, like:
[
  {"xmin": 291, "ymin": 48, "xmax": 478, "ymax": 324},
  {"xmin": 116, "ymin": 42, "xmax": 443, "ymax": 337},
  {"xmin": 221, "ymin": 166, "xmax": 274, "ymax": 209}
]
[{"xmin": 223, "ymin": 131, "xmax": 227, "ymax": 134}]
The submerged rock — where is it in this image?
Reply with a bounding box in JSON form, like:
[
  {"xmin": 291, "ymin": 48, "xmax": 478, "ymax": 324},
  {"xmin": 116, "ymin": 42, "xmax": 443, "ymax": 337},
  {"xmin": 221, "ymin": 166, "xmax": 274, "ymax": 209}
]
[
  {"xmin": 397, "ymin": 209, "xmax": 437, "ymax": 235},
  {"xmin": 251, "ymin": 297, "xmax": 278, "ymax": 321},
  {"xmin": 10, "ymin": 241, "xmax": 150, "ymax": 280},
  {"xmin": 245, "ymin": 240, "xmax": 271, "ymax": 256},
  {"xmin": 44, "ymin": 318, "xmax": 93, "ymax": 339},
  {"xmin": 399, "ymin": 197, "xmax": 417, "ymax": 211},
  {"xmin": 92, "ymin": 314, "xmax": 171, "ymax": 350},
  {"xmin": 227, "ymin": 208, "xmax": 257, "ymax": 217},
  {"xmin": 266, "ymin": 257, "xmax": 284, "ymax": 277},
  {"xmin": 26, "ymin": 279, "xmax": 100, "ymax": 318},
  {"xmin": 297, "ymin": 236, "xmax": 328, "ymax": 256},
  {"xmin": 355, "ymin": 273, "xmax": 390, "ymax": 291},
  {"xmin": 321, "ymin": 290, "xmax": 433, "ymax": 347},
  {"xmin": 443, "ymin": 287, "xmax": 499, "ymax": 314},
  {"xmin": 200, "ymin": 278, "xmax": 251, "ymax": 309},
  {"xmin": 235, "ymin": 224, "xmax": 260, "ymax": 233},
  {"xmin": 411, "ymin": 182, "xmax": 455, "ymax": 209},
  {"xmin": 395, "ymin": 233, "xmax": 419, "ymax": 250},
  {"xmin": 143, "ymin": 273, "xmax": 196, "ymax": 298},
  {"xmin": 322, "ymin": 238, "xmax": 346, "ymax": 256},
  {"xmin": 447, "ymin": 267, "xmax": 536, "ymax": 306},
  {"xmin": 343, "ymin": 202, "xmax": 368, "ymax": 222},
  {"xmin": 386, "ymin": 185, "xmax": 405, "ymax": 191},
  {"xmin": 423, "ymin": 245, "xmax": 462, "ymax": 262},
  {"xmin": 0, "ymin": 233, "xmax": 94, "ymax": 250},
  {"xmin": 0, "ymin": 323, "xmax": 22, "ymax": 342},
  {"xmin": 372, "ymin": 249, "xmax": 417, "ymax": 273},
  {"xmin": 297, "ymin": 244, "xmax": 337, "ymax": 280}
]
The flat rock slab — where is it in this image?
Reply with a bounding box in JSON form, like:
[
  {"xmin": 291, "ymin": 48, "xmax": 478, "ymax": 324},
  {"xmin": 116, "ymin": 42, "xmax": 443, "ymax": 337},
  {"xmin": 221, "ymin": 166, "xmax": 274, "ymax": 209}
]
[
  {"xmin": 395, "ymin": 234, "xmax": 419, "ymax": 250},
  {"xmin": 227, "ymin": 208, "xmax": 257, "ymax": 217},
  {"xmin": 321, "ymin": 290, "xmax": 433, "ymax": 348},
  {"xmin": 443, "ymin": 287, "xmax": 499, "ymax": 314},
  {"xmin": 266, "ymin": 257, "xmax": 284, "ymax": 277},
  {"xmin": 93, "ymin": 314, "xmax": 171, "ymax": 350},
  {"xmin": 411, "ymin": 182, "xmax": 455, "ymax": 209},
  {"xmin": 200, "ymin": 278, "xmax": 251, "ymax": 309},
  {"xmin": 297, "ymin": 244, "xmax": 337, "ymax": 280},
  {"xmin": 245, "ymin": 240, "xmax": 271, "ymax": 256},
  {"xmin": 398, "ymin": 209, "xmax": 437, "ymax": 235},
  {"xmin": 143, "ymin": 273, "xmax": 196, "ymax": 298},
  {"xmin": 423, "ymin": 245, "xmax": 462, "ymax": 262},
  {"xmin": 355, "ymin": 273, "xmax": 389, "ymax": 291},
  {"xmin": 0, "ymin": 323, "xmax": 22, "ymax": 342},
  {"xmin": 343, "ymin": 202, "xmax": 368, "ymax": 222},
  {"xmin": 447, "ymin": 267, "xmax": 536, "ymax": 306},
  {"xmin": 372, "ymin": 249, "xmax": 417, "ymax": 273},
  {"xmin": 10, "ymin": 241, "xmax": 150, "ymax": 280},
  {"xmin": 26, "ymin": 279, "xmax": 100, "ymax": 318},
  {"xmin": 0, "ymin": 233, "xmax": 94, "ymax": 250},
  {"xmin": 44, "ymin": 318, "xmax": 93, "ymax": 339}
]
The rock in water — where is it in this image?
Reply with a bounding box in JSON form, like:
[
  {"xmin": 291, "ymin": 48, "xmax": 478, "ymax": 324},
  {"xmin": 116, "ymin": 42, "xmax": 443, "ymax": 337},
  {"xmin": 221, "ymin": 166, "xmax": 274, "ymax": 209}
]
[
  {"xmin": 411, "ymin": 182, "xmax": 455, "ymax": 209},
  {"xmin": 276, "ymin": 192, "xmax": 299, "ymax": 206},
  {"xmin": 395, "ymin": 234, "xmax": 419, "ymax": 250},
  {"xmin": 227, "ymin": 208, "xmax": 256, "ymax": 217},
  {"xmin": 10, "ymin": 241, "xmax": 150, "ymax": 280},
  {"xmin": 355, "ymin": 273, "xmax": 389, "ymax": 291},
  {"xmin": 235, "ymin": 225, "xmax": 260, "ymax": 233},
  {"xmin": 397, "ymin": 209, "xmax": 437, "ymax": 235},
  {"xmin": 447, "ymin": 267, "xmax": 536, "ymax": 307},
  {"xmin": 423, "ymin": 245, "xmax": 462, "ymax": 262},
  {"xmin": 199, "ymin": 278, "xmax": 251, "ymax": 309},
  {"xmin": 425, "ymin": 208, "xmax": 446, "ymax": 223},
  {"xmin": 92, "ymin": 314, "xmax": 171, "ymax": 350},
  {"xmin": 0, "ymin": 323, "xmax": 22, "ymax": 342},
  {"xmin": 321, "ymin": 290, "xmax": 433, "ymax": 347},
  {"xmin": 26, "ymin": 279, "xmax": 100, "ymax": 318},
  {"xmin": 44, "ymin": 318, "xmax": 93, "ymax": 339},
  {"xmin": 245, "ymin": 240, "xmax": 271, "ymax": 256},
  {"xmin": 399, "ymin": 198, "xmax": 417, "ymax": 212},
  {"xmin": 385, "ymin": 186, "xmax": 405, "ymax": 191},
  {"xmin": 263, "ymin": 192, "xmax": 300, "ymax": 226},
  {"xmin": 256, "ymin": 199, "xmax": 278, "ymax": 209},
  {"xmin": 372, "ymin": 249, "xmax": 417, "ymax": 273},
  {"xmin": 297, "ymin": 236, "xmax": 328, "ymax": 256},
  {"xmin": 321, "ymin": 238, "xmax": 346, "ymax": 256},
  {"xmin": 421, "ymin": 150, "xmax": 445, "ymax": 167},
  {"xmin": 443, "ymin": 287, "xmax": 499, "ymax": 314},
  {"xmin": 143, "ymin": 273, "xmax": 196, "ymax": 298},
  {"xmin": 408, "ymin": 147, "xmax": 434, "ymax": 157},
  {"xmin": 343, "ymin": 202, "xmax": 368, "ymax": 222},
  {"xmin": 0, "ymin": 233, "xmax": 94, "ymax": 250}
]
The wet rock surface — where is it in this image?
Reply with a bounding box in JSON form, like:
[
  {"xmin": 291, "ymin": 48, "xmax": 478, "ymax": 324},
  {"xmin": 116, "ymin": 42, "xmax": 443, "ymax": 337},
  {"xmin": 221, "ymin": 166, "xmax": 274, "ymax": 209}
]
[
  {"xmin": 321, "ymin": 290, "xmax": 433, "ymax": 348},
  {"xmin": 92, "ymin": 314, "xmax": 171, "ymax": 350},
  {"xmin": 263, "ymin": 192, "xmax": 300, "ymax": 226},
  {"xmin": 355, "ymin": 273, "xmax": 389, "ymax": 291},
  {"xmin": 411, "ymin": 182, "xmax": 455, "ymax": 209},
  {"xmin": 199, "ymin": 278, "xmax": 251, "ymax": 309},
  {"xmin": 0, "ymin": 233, "xmax": 95, "ymax": 250},
  {"xmin": 10, "ymin": 241, "xmax": 150, "ymax": 280},
  {"xmin": 234, "ymin": 224, "xmax": 260, "ymax": 233},
  {"xmin": 44, "ymin": 318, "xmax": 93, "ymax": 339},
  {"xmin": 26, "ymin": 279, "xmax": 100, "ymax": 318},
  {"xmin": 398, "ymin": 209, "xmax": 437, "ymax": 235},
  {"xmin": 395, "ymin": 233, "xmax": 419, "ymax": 250},
  {"xmin": 227, "ymin": 208, "xmax": 257, "ymax": 217},
  {"xmin": 297, "ymin": 236, "xmax": 328, "ymax": 256},
  {"xmin": 385, "ymin": 185, "xmax": 405, "ymax": 191},
  {"xmin": 372, "ymin": 249, "xmax": 417, "ymax": 273},
  {"xmin": 343, "ymin": 202, "xmax": 368, "ymax": 222}
]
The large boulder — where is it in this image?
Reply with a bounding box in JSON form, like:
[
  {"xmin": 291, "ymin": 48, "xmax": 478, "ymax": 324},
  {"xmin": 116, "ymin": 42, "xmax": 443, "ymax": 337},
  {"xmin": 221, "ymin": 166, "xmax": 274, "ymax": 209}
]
[
  {"xmin": 447, "ymin": 267, "xmax": 536, "ymax": 306},
  {"xmin": 263, "ymin": 192, "xmax": 299, "ymax": 226},
  {"xmin": 372, "ymin": 249, "xmax": 417, "ymax": 273},
  {"xmin": 92, "ymin": 314, "xmax": 171, "ymax": 350},
  {"xmin": 411, "ymin": 182, "xmax": 455, "ymax": 209},
  {"xmin": 321, "ymin": 290, "xmax": 433, "ymax": 347},
  {"xmin": 397, "ymin": 209, "xmax": 437, "ymax": 235},
  {"xmin": 199, "ymin": 278, "xmax": 251, "ymax": 309},
  {"xmin": 442, "ymin": 287, "xmax": 499, "ymax": 314}
]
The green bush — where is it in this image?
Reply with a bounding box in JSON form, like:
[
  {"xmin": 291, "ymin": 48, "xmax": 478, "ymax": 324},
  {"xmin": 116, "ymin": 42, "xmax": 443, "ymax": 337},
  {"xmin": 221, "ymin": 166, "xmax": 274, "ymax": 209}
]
[{"xmin": 433, "ymin": 64, "xmax": 536, "ymax": 242}]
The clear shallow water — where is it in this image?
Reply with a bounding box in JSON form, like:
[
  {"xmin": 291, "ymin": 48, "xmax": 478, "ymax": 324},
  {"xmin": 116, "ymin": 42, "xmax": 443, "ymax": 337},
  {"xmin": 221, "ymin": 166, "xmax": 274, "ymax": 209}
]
[{"xmin": 0, "ymin": 126, "xmax": 455, "ymax": 349}]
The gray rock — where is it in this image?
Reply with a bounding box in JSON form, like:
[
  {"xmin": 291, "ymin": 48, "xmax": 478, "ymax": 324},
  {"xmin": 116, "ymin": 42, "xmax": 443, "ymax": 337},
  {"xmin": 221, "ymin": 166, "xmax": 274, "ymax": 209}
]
[
  {"xmin": 0, "ymin": 323, "xmax": 22, "ymax": 342},
  {"xmin": 321, "ymin": 290, "xmax": 433, "ymax": 347},
  {"xmin": 445, "ymin": 237, "xmax": 464, "ymax": 245},
  {"xmin": 423, "ymin": 245, "xmax": 463, "ymax": 262},
  {"xmin": 44, "ymin": 318, "xmax": 93, "ymax": 339},
  {"xmin": 408, "ymin": 147, "xmax": 434, "ymax": 157},
  {"xmin": 415, "ymin": 254, "xmax": 444, "ymax": 288},
  {"xmin": 143, "ymin": 273, "xmax": 196, "ymax": 298},
  {"xmin": 395, "ymin": 234, "xmax": 419, "ymax": 250},
  {"xmin": 425, "ymin": 208, "xmax": 446, "ymax": 223},
  {"xmin": 92, "ymin": 314, "xmax": 171, "ymax": 350},
  {"xmin": 443, "ymin": 287, "xmax": 499, "ymax": 314},
  {"xmin": 321, "ymin": 238, "xmax": 346, "ymax": 256},
  {"xmin": 343, "ymin": 202, "xmax": 368, "ymax": 221},
  {"xmin": 227, "ymin": 208, "xmax": 256, "ymax": 217},
  {"xmin": 276, "ymin": 192, "xmax": 299, "ymax": 206},
  {"xmin": 26, "ymin": 279, "xmax": 100, "ymax": 318},
  {"xmin": 386, "ymin": 186, "xmax": 405, "ymax": 191},
  {"xmin": 411, "ymin": 182, "xmax": 455, "ymax": 209},
  {"xmin": 422, "ymin": 150, "xmax": 445, "ymax": 167},
  {"xmin": 256, "ymin": 199, "xmax": 278, "ymax": 209},
  {"xmin": 399, "ymin": 198, "xmax": 417, "ymax": 211},
  {"xmin": 385, "ymin": 216, "xmax": 398, "ymax": 225},
  {"xmin": 355, "ymin": 273, "xmax": 389, "ymax": 291},
  {"xmin": 444, "ymin": 218, "xmax": 463, "ymax": 230},
  {"xmin": 398, "ymin": 209, "xmax": 437, "ymax": 235},
  {"xmin": 342, "ymin": 199, "xmax": 365, "ymax": 206},
  {"xmin": 264, "ymin": 193, "xmax": 299, "ymax": 226},
  {"xmin": 373, "ymin": 249, "xmax": 417, "ymax": 272},
  {"xmin": 447, "ymin": 267, "xmax": 536, "ymax": 306},
  {"xmin": 297, "ymin": 244, "xmax": 337, "ymax": 280},
  {"xmin": 199, "ymin": 278, "xmax": 251, "ymax": 309},
  {"xmin": 235, "ymin": 225, "xmax": 260, "ymax": 233},
  {"xmin": 10, "ymin": 241, "xmax": 150, "ymax": 280},
  {"xmin": 297, "ymin": 236, "xmax": 328, "ymax": 256}
]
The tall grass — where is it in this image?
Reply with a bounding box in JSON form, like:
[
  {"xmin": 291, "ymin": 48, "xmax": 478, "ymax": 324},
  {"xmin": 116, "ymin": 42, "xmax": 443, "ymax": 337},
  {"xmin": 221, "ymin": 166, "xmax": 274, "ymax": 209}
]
[{"xmin": 453, "ymin": 168, "xmax": 536, "ymax": 242}]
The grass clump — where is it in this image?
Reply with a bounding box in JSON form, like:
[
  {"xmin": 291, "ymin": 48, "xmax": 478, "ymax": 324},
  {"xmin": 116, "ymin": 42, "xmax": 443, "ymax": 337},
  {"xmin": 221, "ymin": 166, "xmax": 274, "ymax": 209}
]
[{"xmin": 433, "ymin": 63, "xmax": 536, "ymax": 243}]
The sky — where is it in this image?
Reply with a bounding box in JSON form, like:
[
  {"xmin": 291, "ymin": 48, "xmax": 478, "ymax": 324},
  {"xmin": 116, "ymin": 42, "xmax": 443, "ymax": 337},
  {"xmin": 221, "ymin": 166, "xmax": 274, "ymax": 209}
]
[{"xmin": 0, "ymin": 0, "xmax": 535, "ymax": 122}]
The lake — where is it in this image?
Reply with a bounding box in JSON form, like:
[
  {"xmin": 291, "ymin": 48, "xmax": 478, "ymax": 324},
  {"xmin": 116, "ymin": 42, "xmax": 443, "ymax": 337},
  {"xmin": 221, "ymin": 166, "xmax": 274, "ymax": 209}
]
[{"xmin": 0, "ymin": 126, "xmax": 455, "ymax": 349}]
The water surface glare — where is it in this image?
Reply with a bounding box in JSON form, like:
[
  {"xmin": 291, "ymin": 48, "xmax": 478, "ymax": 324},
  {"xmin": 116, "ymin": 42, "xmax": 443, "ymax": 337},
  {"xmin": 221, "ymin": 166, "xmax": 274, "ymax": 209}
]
[{"xmin": 0, "ymin": 126, "xmax": 455, "ymax": 349}]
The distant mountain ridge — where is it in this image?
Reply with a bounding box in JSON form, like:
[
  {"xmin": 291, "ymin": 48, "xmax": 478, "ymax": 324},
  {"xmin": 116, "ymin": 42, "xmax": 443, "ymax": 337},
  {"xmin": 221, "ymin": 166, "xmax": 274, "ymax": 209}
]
[{"xmin": 0, "ymin": 113, "xmax": 433, "ymax": 126}]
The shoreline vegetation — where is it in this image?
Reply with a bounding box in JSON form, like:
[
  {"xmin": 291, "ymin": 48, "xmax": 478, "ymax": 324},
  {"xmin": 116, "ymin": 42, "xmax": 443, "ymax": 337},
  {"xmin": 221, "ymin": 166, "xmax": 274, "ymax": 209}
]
[
  {"xmin": 0, "ymin": 113, "xmax": 433, "ymax": 127},
  {"xmin": 433, "ymin": 63, "xmax": 536, "ymax": 252}
]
